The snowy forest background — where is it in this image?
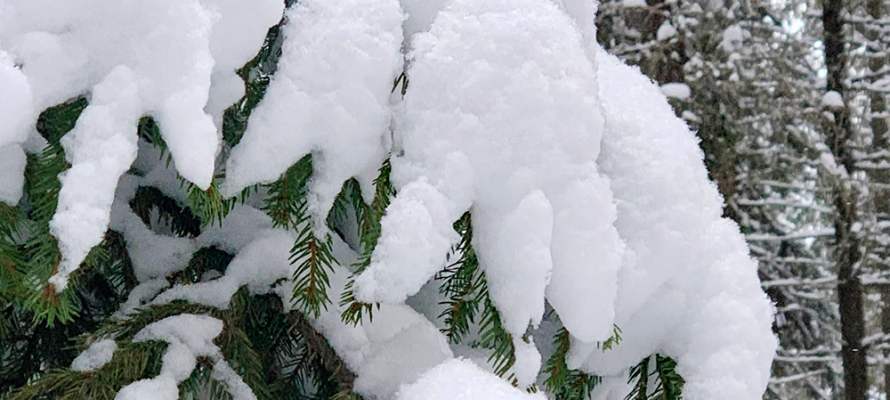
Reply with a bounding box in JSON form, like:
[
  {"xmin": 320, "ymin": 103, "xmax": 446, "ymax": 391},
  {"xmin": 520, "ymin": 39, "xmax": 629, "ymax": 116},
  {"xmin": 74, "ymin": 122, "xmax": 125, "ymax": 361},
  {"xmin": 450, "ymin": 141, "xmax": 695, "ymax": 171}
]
[{"xmin": 0, "ymin": 0, "xmax": 888, "ymax": 399}]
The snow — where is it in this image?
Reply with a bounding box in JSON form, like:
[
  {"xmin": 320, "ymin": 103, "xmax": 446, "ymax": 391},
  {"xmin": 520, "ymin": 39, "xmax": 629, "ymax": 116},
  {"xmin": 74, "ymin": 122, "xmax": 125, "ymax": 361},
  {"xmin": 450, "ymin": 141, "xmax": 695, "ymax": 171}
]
[
  {"xmin": 396, "ymin": 358, "xmax": 547, "ymax": 400},
  {"xmin": 0, "ymin": 48, "xmax": 33, "ymax": 206},
  {"xmin": 620, "ymin": 0, "xmax": 648, "ymax": 7},
  {"xmin": 355, "ymin": 0, "xmax": 626, "ymax": 352},
  {"xmin": 564, "ymin": 50, "xmax": 777, "ymax": 400},
  {"xmin": 116, "ymin": 314, "xmax": 222, "ymax": 400},
  {"xmin": 0, "ymin": 0, "xmax": 283, "ymax": 290},
  {"xmin": 212, "ymin": 360, "xmax": 259, "ymax": 400},
  {"xmin": 222, "ymin": 0, "xmax": 404, "ymax": 232},
  {"xmin": 660, "ymin": 82, "xmax": 691, "ymax": 100},
  {"xmin": 71, "ymin": 339, "xmax": 117, "ymax": 372},
  {"xmin": 0, "ymin": 144, "xmax": 26, "ymax": 206},
  {"xmin": 656, "ymin": 22, "xmax": 677, "ymax": 40},
  {"xmin": 821, "ymin": 90, "xmax": 844, "ymax": 108},
  {"xmin": 146, "ymin": 215, "xmax": 453, "ymax": 400},
  {"xmin": 151, "ymin": 229, "xmax": 295, "ymax": 308},
  {"xmin": 116, "ymin": 314, "xmax": 256, "ymax": 400},
  {"xmin": 719, "ymin": 25, "xmax": 745, "ymax": 52},
  {"xmin": 475, "ymin": 190, "xmax": 552, "ymax": 337}
]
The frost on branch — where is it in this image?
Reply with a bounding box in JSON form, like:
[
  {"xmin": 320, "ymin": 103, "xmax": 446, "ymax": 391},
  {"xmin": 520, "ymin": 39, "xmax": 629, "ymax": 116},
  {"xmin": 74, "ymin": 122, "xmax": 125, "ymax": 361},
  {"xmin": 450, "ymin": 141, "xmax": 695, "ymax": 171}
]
[
  {"xmin": 0, "ymin": 0, "xmax": 283, "ymax": 289},
  {"xmin": 222, "ymin": 0, "xmax": 404, "ymax": 232}
]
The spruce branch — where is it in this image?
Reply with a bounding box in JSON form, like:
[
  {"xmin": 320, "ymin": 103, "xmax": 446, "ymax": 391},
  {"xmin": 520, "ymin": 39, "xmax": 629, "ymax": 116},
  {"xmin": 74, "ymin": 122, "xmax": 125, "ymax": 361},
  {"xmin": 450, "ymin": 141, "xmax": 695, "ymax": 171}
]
[
  {"xmin": 543, "ymin": 327, "xmax": 603, "ymax": 400},
  {"xmin": 340, "ymin": 159, "xmax": 394, "ymax": 325},
  {"xmin": 129, "ymin": 186, "xmax": 202, "ymax": 238},
  {"xmin": 626, "ymin": 355, "xmax": 684, "ymax": 400},
  {"xmin": 436, "ymin": 212, "xmax": 483, "ymax": 343},
  {"xmin": 290, "ymin": 223, "xmax": 338, "ymax": 318},
  {"xmin": 437, "ymin": 212, "xmax": 520, "ymax": 384}
]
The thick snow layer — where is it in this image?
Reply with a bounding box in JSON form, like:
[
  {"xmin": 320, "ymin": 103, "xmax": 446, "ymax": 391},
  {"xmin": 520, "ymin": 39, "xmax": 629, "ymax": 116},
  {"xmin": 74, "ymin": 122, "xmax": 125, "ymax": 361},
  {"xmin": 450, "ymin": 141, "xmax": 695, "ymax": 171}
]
[
  {"xmin": 1, "ymin": 0, "xmax": 282, "ymax": 290},
  {"xmin": 71, "ymin": 339, "xmax": 117, "ymax": 372},
  {"xmin": 222, "ymin": 0, "xmax": 404, "ymax": 231},
  {"xmin": 564, "ymin": 50, "xmax": 777, "ymax": 400},
  {"xmin": 355, "ymin": 0, "xmax": 625, "ymax": 352},
  {"xmin": 660, "ymin": 82, "xmax": 691, "ymax": 100},
  {"xmin": 396, "ymin": 358, "xmax": 547, "ymax": 400}
]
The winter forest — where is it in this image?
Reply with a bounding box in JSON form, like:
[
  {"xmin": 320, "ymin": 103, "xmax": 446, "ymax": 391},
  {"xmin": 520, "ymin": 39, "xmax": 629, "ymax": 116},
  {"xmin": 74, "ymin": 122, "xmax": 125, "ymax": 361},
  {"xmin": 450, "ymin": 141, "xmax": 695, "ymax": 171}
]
[{"xmin": 0, "ymin": 0, "xmax": 887, "ymax": 399}]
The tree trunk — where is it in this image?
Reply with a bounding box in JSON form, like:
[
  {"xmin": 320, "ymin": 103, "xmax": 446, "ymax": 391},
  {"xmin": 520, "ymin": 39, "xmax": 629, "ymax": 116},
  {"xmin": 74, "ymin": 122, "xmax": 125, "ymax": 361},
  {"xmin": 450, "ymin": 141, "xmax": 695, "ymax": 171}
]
[
  {"xmin": 824, "ymin": 5, "xmax": 868, "ymax": 400},
  {"xmin": 823, "ymin": 0, "xmax": 868, "ymax": 399},
  {"xmin": 862, "ymin": 0, "xmax": 890, "ymax": 392}
]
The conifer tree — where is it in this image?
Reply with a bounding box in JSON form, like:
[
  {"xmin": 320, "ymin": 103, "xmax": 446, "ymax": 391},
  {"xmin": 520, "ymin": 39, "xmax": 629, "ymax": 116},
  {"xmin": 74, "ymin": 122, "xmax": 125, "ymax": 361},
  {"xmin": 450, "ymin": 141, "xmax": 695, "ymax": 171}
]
[{"xmin": 0, "ymin": 1, "xmax": 777, "ymax": 399}]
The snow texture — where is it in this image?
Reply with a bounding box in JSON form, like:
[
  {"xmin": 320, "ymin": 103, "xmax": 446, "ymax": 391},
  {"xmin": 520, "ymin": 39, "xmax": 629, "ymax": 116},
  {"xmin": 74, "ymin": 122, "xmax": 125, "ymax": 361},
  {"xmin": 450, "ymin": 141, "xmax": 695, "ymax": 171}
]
[
  {"xmin": 71, "ymin": 339, "xmax": 117, "ymax": 372},
  {"xmin": 564, "ymin": 50, "xmax": 777, "ymax": 400},
  {"xmin": 0, "ymin": 0, "xmax": 283, "ymax": 290},
  {"xmin": 355, "ymin": 0, "xmax": 626, "ymax": 357},
  {"xmin": 222, "ymin": 0, "xmax": 404, "ymax": 232},
  {"xmin": 396, "ymin": 358, "xmax": 547, "ymax": 400},
  {"xmin": 660, "ymin": 82, "xmax": 691, "ymax": 100}
]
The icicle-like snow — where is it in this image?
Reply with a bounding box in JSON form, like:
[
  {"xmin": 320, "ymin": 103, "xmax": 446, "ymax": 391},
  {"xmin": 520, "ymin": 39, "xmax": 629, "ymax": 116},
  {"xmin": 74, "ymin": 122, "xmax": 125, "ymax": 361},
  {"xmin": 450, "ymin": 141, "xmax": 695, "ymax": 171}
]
[
  {"xmin": 222, "ymin": 0, "xmax": 404, "ymax": 231},
  {"xmin": 355, "ymin": 0, "xmax": 624, "ymax": 349}
]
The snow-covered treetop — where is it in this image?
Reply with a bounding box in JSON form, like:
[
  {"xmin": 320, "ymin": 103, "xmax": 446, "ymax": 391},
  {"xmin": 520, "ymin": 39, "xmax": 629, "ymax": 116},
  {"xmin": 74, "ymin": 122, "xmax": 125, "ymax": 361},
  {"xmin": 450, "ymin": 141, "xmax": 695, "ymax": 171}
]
[{"xmin": 0, "ymin": 0, "xmax": 776, "ymax": 399}]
